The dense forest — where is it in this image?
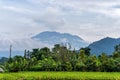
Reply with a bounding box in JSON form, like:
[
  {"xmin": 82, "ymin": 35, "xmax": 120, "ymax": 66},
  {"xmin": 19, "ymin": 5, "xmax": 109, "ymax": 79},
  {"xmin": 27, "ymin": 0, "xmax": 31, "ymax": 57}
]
[{"xmin": 1, "ymin": 44, "xmax": 120, "ymax": 72}]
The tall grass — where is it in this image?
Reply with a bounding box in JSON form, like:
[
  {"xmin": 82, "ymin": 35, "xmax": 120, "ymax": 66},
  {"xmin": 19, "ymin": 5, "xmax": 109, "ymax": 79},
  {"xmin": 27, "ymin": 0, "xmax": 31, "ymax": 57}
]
[{"xmin": 0, "ymin": 72, "xmax": 120, "ymax": 80}]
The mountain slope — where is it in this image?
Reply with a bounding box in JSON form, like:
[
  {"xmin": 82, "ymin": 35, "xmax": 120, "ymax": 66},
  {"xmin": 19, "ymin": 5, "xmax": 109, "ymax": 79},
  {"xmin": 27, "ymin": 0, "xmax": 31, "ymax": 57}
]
[
  {"xmin": 89, "ymin": 37, "xmax": 120, "ymax": 55},
  {"xmin": 32, "ymin": 31, "xmax": 89, "ymax": 49}
]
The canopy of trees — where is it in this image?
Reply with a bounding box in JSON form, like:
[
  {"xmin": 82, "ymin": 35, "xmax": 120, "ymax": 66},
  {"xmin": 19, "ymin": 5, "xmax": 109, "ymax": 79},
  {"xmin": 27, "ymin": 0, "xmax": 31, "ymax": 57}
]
[{"xmin": 1, "ymin": 44, "xmax": 120, "ymax": 72}]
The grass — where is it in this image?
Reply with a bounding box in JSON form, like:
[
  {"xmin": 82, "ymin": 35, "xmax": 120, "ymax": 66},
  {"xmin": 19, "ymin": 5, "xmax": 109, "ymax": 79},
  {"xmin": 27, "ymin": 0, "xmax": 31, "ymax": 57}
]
[{"xmin": 0, "ymin": 72, "xmax": 120, "ymax": 80}]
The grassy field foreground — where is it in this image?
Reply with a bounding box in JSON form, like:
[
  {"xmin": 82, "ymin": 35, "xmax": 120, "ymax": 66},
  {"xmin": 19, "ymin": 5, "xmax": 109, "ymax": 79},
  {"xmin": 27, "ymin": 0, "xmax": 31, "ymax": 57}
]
[{"xmin": 0, "ymin": 72, "xmax": 120, "ymax": 80}]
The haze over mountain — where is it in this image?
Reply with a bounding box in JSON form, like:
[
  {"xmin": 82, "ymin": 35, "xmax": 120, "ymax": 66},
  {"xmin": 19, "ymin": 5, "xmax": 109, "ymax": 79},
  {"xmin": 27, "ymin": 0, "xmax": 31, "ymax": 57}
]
[
  {"xmin": 0, "ymin": 31, "xmax": 89, "ymax": 57},
  {"xmin": 0, "ymin": 38, "xmax": 50, "ymax": 57},
  {"xmin": 89, "ymin": 37, "xmax": 120, "ymax": 55},
  {"xmin": 32, "ymin": 31, "xmax": 89, "ymax": 49}
]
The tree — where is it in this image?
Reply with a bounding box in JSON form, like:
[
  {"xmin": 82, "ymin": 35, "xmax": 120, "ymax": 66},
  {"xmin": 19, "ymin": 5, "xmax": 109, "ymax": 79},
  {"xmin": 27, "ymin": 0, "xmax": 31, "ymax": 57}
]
[
  {"xmin": 115, "ymin": 44, "xmax": 120, "ymax": 52},
  {"xmin": 5, "ymin": 43, "xmax": 120, "ymax": 72},
  {"xmin": 30, "ymin": 48, "xmax": 40, "ymax": 60},
  {"xmin": 61, "ymin": 62, "xmax": 72, "ymax": 71},
  {"xmin": 30, "ymin": 57, "xmax": 57, "ymax": 71},
  {"xmin": 52, "ymin": 44, "xmax": 61, "ymax": 53},
  {"xmin": 30, "ymin": 47, "xmax": 51, "ymax": 60},
  {"xmin": 113, "ymin": 44, "xmax": 120, "ymax": 58},
  {"xmin": 80, "ymin": 47, "xmax": 91, "ymax": 56},
  {"xmin": 40, "ymin": 47, "xmax": 51, "ymax": 59},
  {"xmin": 86, "ymin": 55, "xmax": 101, "ymax": 71},
  {"xmin": 52, "ymin": 44, "xmax": 69, "ymax": 63},
  {"xmin": 75, "ymin": 61, "xmax": 86, "ymax": 71},
  {"xmin": 79, "ymin": 49, "xmax": 86, "ymax": 63},
  {"xmin": 113, "ymin": 52, "xmax": 120, "ymax": 58},
  {"xmin": 0, "ymin": 57, "xmax": 8, "ymax": 65}
]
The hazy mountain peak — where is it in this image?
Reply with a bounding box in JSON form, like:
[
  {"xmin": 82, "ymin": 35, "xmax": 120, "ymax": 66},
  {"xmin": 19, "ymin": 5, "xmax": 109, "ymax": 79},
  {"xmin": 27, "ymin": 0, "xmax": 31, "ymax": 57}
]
[
  {"xmin": 34, "ymin": 31, "xmax": 83, "ymax": 40},
  {"xmin": 102, "ymin": 37, "xmax": 115, "ymax": 40},
  {"xmin": 32, "ymin": 31, "xmax": 88, "ymax": 49}
]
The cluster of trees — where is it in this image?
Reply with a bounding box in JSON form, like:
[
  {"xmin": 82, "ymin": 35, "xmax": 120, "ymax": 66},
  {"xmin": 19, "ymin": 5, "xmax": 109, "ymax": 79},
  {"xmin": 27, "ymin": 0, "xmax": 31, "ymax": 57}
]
[
  {"xmin": 0, "ymin": 57, "xmax": 8, "ymax": 65},
  {"xmin": 2, "ymin": 44, "xmax": 120, "ymax": 72}
]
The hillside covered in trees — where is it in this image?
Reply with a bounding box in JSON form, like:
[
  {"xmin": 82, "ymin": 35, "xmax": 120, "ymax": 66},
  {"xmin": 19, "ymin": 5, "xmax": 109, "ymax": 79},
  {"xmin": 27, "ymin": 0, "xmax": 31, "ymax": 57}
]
[
  {"xmin": 89, "ymin": 37, "xmax": 120, "ymax": 55},
  {"xmin": 1, "ymin": 43, "xmax": 120, "ymax": 72}
]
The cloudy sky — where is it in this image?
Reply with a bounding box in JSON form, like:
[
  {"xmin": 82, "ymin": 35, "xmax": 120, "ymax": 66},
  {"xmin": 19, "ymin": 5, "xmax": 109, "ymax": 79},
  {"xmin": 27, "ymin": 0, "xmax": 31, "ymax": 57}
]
[{"xmin": 0, "ymin": 0, "xmax": 120, "ymax": 42}]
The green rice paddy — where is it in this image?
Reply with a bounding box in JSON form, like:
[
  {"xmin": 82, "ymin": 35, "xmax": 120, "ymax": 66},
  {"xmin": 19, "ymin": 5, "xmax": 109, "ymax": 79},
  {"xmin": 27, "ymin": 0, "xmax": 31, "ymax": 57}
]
[{"xmin": 0, "ymin": 72, "xmax": 120, "ymax": 80}]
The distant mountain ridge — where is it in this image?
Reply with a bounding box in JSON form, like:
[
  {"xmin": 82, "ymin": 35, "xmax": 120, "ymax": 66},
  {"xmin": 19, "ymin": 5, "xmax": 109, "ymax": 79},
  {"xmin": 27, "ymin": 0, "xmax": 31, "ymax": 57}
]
[
  {"xmin": 32, "ymin": 31, "xmax": 89, "ymax": 49},
  {"xmin": 1, "ymin": 31, "xmax": 120, "ymax": 57},
  {"xmin": 89, "ymin": 37, "xmax": 120, "ymax": 55}
]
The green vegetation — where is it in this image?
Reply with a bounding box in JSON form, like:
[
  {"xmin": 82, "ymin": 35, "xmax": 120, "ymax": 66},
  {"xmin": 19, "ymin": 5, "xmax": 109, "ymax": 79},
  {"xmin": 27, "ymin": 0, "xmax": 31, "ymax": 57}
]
[
  {"xmin": 1, "ymin": 44, "xmax": 120, "ymax": 72},
  {"xmin": 0, "ymin": 72, "xmax": 120, "ymax": 80},
  {"xmin": 0, "ymin": 44, "xmax": 120, "ymax": 79},
  {"xmin": 0, "ymin": 57, "xmax": 8, "ymax": 65}
]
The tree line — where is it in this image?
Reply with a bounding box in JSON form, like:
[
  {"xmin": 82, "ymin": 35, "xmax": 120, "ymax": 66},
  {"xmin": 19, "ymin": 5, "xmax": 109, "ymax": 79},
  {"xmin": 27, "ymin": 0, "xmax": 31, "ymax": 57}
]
[{"xmin": 1, "ymin": 44, "xmax": 120, "ymax": 72}]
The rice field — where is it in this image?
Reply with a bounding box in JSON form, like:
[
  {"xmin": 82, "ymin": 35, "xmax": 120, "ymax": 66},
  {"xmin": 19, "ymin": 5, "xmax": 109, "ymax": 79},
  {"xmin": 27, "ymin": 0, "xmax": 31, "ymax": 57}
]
[{"xmin": 0, "ymin": 72, "xmax": 120, "ymax": 80}]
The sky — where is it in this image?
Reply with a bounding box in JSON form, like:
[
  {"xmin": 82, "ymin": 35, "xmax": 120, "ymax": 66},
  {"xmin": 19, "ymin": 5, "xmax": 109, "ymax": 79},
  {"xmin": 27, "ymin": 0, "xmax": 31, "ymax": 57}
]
[{"xmin": 1, "ymin": 0, "xmax": 120, "ymax": 42}]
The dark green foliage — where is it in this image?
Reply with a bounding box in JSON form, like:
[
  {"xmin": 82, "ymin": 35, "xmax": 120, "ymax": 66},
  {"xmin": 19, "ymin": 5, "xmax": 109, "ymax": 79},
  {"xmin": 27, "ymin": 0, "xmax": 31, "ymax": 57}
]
[
  {"xmin": 30, "ymin": 47, "xmax": 51, "ymax": 60},
  {"xmin": 114, "ymin": 44, "xmax": 120, "ymax": 52},
  {"xmin": 0, "ymin": 57, "xmax": 8, "ymax": 65},
  {"xmin": 3, "ymin": 44, "xmax": 120, "ymax": 72},
  {"xmin": 80, "ymin": 47, "xmax": 91, "ymax": 56}
]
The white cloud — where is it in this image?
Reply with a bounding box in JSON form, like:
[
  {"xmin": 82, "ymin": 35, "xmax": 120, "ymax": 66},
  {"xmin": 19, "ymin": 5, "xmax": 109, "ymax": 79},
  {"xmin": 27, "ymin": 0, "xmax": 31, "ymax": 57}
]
[
  {"xmin": 0, "ymin": 0, "xmax": 120, "ymax": 43},
  {"xmin": 2, "ymin": 6, "xmax": 32, "ymax": 14},
  {"xmin": 0, "ymin": 38, "xmax": 51, "ymax": 51}
]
